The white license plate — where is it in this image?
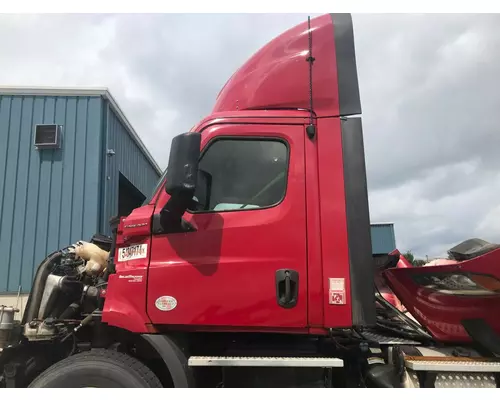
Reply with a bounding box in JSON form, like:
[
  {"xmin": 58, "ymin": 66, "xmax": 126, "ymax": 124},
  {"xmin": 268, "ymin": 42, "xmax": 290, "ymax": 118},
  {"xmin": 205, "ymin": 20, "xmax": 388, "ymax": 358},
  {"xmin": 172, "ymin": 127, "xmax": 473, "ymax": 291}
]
[{"xmin": 118, "ymin": 244, "xmax": 148, "ymax": 262}]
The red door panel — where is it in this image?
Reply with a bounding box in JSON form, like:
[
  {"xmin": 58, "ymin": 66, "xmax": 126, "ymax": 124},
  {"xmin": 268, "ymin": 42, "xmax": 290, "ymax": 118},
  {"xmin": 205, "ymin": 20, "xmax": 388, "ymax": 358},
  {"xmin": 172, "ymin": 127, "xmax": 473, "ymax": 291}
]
[{"xmin": 147, "ymin": 124, "xmax": 307, "ymax": 329}]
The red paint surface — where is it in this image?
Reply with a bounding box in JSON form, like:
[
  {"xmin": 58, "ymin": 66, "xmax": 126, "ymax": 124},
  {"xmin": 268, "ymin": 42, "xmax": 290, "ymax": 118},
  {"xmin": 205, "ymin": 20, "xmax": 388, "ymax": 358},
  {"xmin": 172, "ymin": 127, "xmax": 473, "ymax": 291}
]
[
  {"xmin": 375, "ymin": 249, "xmax": 411, "ymax": 311},
  {"xmin": 121, "ymin": 205, "xmax": 155, "ymax": 241},
  {"xmin": 101, "ymin": 14, "xmax": 358, "ymax": 334},
  {"xmin": 147, "ymin": 122, "xmax": 308, "ymax": 329},
  {"xmin": 316, "ymin": 118, "xmax": 352, "ymax": 328},
  {"xmin": 102, "ymin": 209, "xmax": 154, "ymax": 333},
  {"xmin": 213, "ymin": 14, "xmax": 340, "ymax": 118},
  {"xmin": 391, "ymin": 249, "xmax": 413, "ymax": 269},
  {"xmin": 384, "ymin": 248, "xmax": 500, "ymax": 342},
  {"xmin": 102, "ymin": 213, "xmax": 152, "ymax": 331},
  {"xmin": 304, "ymin": 124, "xmax": 324, "ymax": 327},
  {"xmin": 96, "ymin": 12, "xmax": 500, "ymax": 343},
  {"xmin": 102, "ymin": 268, "xmax": 151, "ymax": 332}
]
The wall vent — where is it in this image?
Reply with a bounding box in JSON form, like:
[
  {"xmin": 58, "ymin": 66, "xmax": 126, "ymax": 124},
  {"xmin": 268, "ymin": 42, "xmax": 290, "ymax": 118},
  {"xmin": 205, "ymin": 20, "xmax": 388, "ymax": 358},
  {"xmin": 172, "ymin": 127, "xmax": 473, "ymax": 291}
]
[{"xmin": 34, "ymin": 124, "xmax": 62, "ymax": 149}]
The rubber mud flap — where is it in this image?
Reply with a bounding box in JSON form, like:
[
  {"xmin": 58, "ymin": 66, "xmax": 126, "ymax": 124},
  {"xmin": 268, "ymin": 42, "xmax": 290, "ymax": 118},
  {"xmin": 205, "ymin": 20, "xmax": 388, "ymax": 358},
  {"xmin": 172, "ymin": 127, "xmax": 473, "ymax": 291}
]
[
  {"xmin": 366, "ymin": 364, "xmax": 402, "ymax": 388},
  {"xmin": 28, "ymin": 349, "xmax": 162, "ymax": 388},
  {"xmin": 142, "ymin": 334, "xmax": 195, "ymax": 388}
]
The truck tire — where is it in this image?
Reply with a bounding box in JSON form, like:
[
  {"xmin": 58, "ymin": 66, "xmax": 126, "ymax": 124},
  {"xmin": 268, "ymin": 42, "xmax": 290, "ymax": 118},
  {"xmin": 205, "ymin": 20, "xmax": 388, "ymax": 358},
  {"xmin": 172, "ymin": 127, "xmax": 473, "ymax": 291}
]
[{"xmin": 28, "ymin": 349, "xmax": 163, "ymax": 388}]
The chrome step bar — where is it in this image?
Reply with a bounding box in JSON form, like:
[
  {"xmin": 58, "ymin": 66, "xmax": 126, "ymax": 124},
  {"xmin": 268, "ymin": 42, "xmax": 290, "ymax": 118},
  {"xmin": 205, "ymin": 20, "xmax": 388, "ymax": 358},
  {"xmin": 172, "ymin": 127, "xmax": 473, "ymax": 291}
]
[
  {"xmin": 405, "ymin": 357, "xmax": 500, "ymax": 373},
  {"xmin": 188, "ymin": 356, "xmax": 343, "ymax": 368}
]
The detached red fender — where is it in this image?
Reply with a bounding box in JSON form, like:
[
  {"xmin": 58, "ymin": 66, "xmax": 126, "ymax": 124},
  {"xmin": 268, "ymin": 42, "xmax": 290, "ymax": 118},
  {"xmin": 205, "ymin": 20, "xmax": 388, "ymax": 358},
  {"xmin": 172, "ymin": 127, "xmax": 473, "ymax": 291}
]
[
  {"xmin": 375, "ymin": 249, "xmax": 410, "ymax": 311},
  {"xmin": 384, "ymin": 246, "xmax": 500, "ymax": 342}
]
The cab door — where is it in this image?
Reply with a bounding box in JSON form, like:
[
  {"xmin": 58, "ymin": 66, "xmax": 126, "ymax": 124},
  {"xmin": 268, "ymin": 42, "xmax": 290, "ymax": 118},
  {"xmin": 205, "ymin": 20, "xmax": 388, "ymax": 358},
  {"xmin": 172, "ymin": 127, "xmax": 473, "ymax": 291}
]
[{"xmin": 147, "ymin": 123, "xmax": 307, "ymax": 329}]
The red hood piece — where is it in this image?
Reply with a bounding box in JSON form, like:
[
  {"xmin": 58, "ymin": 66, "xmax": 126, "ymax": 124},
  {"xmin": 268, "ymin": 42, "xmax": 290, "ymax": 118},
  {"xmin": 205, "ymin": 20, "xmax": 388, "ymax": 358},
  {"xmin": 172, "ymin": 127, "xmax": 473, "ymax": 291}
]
[
  {"xmin": 212, "ymin": 14, "xmax": 361, "ymax": 118},
  {"xmin": 384, "ymin": 247, "xmax": 500, "ymax": 343},
  {"xmin": 389, "ymin": 249, "xmax": 413, "ymax": 269},
  {"xmin": 375, "ymin": 250, "xmax": 409, "ymax": 312}
]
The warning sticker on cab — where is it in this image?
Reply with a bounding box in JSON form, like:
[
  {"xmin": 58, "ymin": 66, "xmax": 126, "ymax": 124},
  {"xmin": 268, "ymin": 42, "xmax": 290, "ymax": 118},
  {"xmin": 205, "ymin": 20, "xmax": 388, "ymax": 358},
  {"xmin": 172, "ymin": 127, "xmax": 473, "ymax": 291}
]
[
  {"xmin": 329, "ymin": 290, "xmax": 345, "ymax": 305},
  {"xmin": 329, "ymin": 278, "xmax": 346, "ymax": 305},
  {"xmin": 118, "ymin": 244, "xmax": 148, "ymax": 262}
]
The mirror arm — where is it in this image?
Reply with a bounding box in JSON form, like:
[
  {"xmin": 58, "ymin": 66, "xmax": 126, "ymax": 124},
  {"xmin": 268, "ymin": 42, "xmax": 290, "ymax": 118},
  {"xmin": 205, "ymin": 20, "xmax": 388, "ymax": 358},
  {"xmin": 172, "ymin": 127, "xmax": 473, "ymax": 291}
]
[
  {"xmin": 151, "ymin": 212, "xmax": 196, "ymax": 235},
  {"xmin": 151, "ymin": 191, "xmax": 197, "ymax": 235},
  {"xmin": 166, "ymin": 191, "xmax": 193, "ymax": 216}
]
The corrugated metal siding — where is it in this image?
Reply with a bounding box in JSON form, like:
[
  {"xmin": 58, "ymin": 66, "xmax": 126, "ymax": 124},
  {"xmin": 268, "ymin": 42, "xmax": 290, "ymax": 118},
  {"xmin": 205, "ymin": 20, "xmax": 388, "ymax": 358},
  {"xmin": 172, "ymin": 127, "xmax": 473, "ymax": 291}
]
[
  {"xmin": 100, "ymin": 101, "xmax": 160, "ymax": 233},
  {"xmin": 0, "ymin": 95, "xmax": 103, "ymax": 292},
  {"xmin": 370, "ymin": 224, "xmax": 396, "ymax": 255}
]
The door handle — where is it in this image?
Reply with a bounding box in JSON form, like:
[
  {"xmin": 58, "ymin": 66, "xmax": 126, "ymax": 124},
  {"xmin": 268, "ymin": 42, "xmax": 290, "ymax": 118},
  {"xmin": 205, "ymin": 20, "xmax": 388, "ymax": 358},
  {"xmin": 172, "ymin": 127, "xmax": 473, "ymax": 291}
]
[
  {"xmin": 284, "ymin": 271, "xmax": 292, "ymax": 303},
  {"xmin": 276, "ymin": 269, "xmax": 299, "ymax": 308}
]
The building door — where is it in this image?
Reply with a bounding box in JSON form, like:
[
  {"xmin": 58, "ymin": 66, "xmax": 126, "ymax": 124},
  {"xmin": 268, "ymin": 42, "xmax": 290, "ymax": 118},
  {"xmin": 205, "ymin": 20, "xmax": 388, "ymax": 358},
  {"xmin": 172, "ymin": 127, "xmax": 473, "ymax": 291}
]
[{"xmin": 118, "ymin": 173, "xmax": 146, "ymax": 217}]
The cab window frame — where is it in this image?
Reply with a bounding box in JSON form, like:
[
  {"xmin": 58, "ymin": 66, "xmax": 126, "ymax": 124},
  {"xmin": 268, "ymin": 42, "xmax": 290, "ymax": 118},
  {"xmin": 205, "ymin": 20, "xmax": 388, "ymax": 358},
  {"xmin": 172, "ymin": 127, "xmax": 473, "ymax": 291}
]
[{"xmin": 188, "ymin": 135, "xmax": 290, "ymax": 214}]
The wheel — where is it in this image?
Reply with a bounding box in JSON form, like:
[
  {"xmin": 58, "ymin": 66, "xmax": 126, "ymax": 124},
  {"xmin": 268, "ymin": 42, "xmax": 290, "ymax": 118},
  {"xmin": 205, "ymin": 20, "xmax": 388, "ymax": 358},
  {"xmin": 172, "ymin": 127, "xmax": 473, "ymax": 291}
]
[{"xmin": 28, "ymin": 349, "xmax": 163, "ymax": 388}]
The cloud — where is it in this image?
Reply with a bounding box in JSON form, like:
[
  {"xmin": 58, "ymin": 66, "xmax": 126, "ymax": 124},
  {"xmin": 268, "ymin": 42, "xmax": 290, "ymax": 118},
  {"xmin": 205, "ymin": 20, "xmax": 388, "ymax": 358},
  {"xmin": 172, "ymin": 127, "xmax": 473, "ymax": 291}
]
[
  {"xmin": 0, "ymin": 13, "xmax": 499, "ymax": 258},
  {"xmin": 352, "ymin": 13, "xmax": 500, "ymax": 257}
]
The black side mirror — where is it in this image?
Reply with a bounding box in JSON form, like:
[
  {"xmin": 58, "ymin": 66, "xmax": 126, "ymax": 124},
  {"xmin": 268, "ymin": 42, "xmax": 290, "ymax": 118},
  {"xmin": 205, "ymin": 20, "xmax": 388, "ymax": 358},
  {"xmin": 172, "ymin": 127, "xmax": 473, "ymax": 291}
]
[
  {"xmin": 165, "ymin": 132, "xmax": 201, "ymax": 196},
  {"xmin": 159, "ymin": 132, "xmax": 201, "ymax": 233}
]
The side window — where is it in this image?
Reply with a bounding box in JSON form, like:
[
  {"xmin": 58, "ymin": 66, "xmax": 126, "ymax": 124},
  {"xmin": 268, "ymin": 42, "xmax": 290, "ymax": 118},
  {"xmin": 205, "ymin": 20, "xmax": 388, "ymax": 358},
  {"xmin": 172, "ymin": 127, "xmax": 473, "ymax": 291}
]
[{"xmin": 191, "ymin": 138, "xmax": 288, "ymax": 212}]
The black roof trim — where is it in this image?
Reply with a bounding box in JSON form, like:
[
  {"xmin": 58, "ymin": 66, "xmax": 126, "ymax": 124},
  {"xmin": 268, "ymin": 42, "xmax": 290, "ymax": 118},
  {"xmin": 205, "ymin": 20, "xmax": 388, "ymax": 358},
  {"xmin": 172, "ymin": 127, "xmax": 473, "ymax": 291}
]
[{"xmin": 330, "ymin": 14, "xmax": 362, "ymax": 117}]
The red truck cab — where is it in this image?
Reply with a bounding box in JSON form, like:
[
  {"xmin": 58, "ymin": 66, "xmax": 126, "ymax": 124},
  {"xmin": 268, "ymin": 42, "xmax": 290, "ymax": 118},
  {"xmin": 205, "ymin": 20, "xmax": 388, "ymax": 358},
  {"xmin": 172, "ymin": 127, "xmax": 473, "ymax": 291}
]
[{"xmin": 103, "ymin": 13, "xmax": 376, "ymax": 335}]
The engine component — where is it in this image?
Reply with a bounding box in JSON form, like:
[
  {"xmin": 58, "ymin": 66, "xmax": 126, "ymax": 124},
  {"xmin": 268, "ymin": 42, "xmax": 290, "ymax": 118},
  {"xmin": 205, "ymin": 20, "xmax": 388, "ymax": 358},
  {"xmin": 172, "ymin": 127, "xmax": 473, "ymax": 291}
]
[
  {"xmin": 90, "ymin": 233, "xmax": 113, "ymax": 253},
  {"xmin": 61, "ymin": 310, "xmax": 98, "ymax": 343},
  {"xmin": 59, "ymin": 303, "xmax": 80, "ymax": 320},
  {"xmin": 81, "ymin": 285, "xmax": 100, "ymax": 309},
  {"xmin": 38, "ymin": 274, "xmax": 84, "ymax": 320},
  {"xmin": 57, "ymin": 252, "xmax": 84, "ymax": 276},
  {"xmin": 23, "ymin": 320, "xmax": 56, "ymax": 342},
  {"xmin": 68, "ymin": 241, "xmax": 109, "ymax": 276},
  {"xmin": 0, "ymin": 306, "xmax": 19, "ymax": 349},
  {"xmin": 21, "ymin": 239, "xmax": 105, "ymax": 343},
  {"xmin": 38, "ymin": 275, "xmax": 65, "ymax": 320},
  {"xmin": 83, "ymin": 285, "xmax": 99, "ymax": 300},
  {"xmin": 22, "ymin": 251, "xmax": 62, "ymax": 324}
]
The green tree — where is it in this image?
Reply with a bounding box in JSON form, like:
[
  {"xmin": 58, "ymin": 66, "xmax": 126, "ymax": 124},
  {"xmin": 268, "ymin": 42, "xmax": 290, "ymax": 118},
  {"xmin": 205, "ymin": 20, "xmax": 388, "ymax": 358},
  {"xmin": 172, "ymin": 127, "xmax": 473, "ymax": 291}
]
[
  {"xmin": 402, "ymin": 250, "xmax": 415, "ymax": 264},
  {"xmin": 413, "ymin": 259, "xmax": 426, "ymax": 267},
  {"xmin": 402, "ymin": 250, "xmax": 426, "ymax": 267}
]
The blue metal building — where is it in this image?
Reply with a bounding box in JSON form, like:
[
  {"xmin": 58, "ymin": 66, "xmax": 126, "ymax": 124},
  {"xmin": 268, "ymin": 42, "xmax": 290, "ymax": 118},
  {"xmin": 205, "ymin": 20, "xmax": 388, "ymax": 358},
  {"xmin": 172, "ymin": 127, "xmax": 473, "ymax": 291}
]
[
  {"xmin": 0, "ymin": 87, "xmax": 161, "ymax": 294},
  {"xmin": 370, "ymin": 222, "xmax": 396, "ymax": 255}
]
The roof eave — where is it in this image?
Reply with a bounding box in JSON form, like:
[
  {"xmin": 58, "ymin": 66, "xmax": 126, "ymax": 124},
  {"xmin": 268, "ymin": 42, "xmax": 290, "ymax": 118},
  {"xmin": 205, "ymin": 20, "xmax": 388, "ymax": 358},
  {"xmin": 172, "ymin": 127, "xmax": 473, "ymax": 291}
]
[{"xmin": 0, "ymin": 86, "xmax": 162, "ymax": 176}]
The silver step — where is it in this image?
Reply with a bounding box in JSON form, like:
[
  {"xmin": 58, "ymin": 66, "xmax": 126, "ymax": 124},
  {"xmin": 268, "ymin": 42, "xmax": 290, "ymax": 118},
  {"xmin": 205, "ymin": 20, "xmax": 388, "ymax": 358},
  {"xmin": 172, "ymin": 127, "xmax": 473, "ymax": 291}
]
[
  {"xmin": 406, "ymin": 358, "xmax": 500, "ymax": 372},
  {"xmin": 434, "ymin": 373, "xmax": 497, "ymax": 388},
  {"xmin": 188, "ymin": 356, "xmax": 343, "ymax": 368},
  {"xmin": 403, "ymin": 370, "xmax": 498, "ymax": 388}
]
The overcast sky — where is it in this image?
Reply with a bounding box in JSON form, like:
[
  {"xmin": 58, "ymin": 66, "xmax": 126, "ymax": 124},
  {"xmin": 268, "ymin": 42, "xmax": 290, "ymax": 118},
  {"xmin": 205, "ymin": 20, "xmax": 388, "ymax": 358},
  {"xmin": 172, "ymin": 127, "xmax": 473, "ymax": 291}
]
[{"xmin": 1, "ymin": 13, "xmax": 499, "ymax": 258}]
